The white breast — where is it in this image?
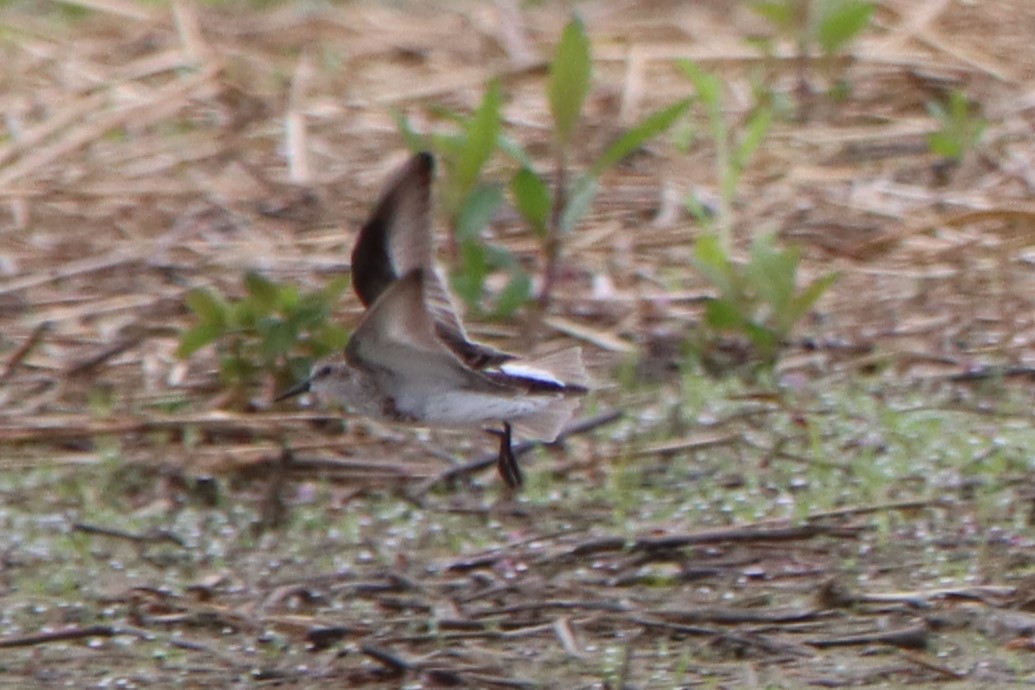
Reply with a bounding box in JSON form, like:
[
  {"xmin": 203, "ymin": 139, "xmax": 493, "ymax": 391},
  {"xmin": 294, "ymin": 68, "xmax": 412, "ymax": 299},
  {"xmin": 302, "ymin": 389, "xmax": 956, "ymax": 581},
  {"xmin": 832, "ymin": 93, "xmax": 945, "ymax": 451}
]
[{"xmin": 417, "ymin": 391, "xmax": 550, "ymax": 427}]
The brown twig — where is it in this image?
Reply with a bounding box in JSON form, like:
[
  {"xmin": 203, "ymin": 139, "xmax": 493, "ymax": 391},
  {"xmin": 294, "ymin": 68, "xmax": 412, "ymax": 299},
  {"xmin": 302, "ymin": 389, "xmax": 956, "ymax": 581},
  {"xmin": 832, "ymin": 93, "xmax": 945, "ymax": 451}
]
[
  {"xmin": 72, "ymin": 521, "xmax": 186, "ymax": 548},
  {"xmin": 0, "ymin": 625, "xmax": 134, "ymax": 649},
  {"xmin": 806, "ymin": 622, "xmax": 929, "ymax": 650},
  {"xmin": 65, "ymin": 332, "xmax": 145, "ymax": 378},
  {"xmin": 360, "ymin": 643, "xmax": 414, "ymax": 673},
  {"xmin": 0, "ymin": 321, "xmax": 49, "ymax": 383},
  {"xmin": 565, "ymin": 522, "xmax": 848, "ymax": 559},
  {"xmin": 645, "ymin": 606, "xmax": 822, "ymax": 626}
]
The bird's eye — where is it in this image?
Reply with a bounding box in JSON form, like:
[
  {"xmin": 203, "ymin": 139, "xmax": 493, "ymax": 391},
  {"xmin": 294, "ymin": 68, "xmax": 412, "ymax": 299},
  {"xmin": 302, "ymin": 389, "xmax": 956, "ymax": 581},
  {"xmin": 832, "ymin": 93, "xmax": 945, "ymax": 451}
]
[{"xmin": 315, "ymin": 365, "xmax": 332, "ymax": 378}]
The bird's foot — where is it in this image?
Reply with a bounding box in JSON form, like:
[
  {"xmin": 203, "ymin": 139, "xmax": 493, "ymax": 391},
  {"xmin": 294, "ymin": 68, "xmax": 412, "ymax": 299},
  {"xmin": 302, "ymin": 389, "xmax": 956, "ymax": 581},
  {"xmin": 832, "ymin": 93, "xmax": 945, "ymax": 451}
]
[{"xmin": 486, "ymin": 422, "xmax": 522, "ymax": 489}]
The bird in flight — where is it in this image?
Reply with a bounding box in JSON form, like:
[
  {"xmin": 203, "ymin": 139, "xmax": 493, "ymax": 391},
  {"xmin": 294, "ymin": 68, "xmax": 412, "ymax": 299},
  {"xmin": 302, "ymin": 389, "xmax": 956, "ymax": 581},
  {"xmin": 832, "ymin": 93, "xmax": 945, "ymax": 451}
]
[{"xmin": 277, "ymin": 152, "xmax": 587, "ymax": 487}]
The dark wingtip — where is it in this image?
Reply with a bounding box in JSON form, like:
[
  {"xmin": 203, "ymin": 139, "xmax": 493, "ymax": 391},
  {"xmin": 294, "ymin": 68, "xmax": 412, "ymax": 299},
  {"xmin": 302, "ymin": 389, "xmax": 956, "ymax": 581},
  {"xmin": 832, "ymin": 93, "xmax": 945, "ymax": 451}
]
[
  {"xmin": 414, "ymin": 151, "xmax": 434, "ymax": 173},
  {"xmin": 274, "ymin": 379, "xmax": 310, "ymax": 402},
  {"xmin": 351, "ymin": 152, "xmax": 435, "ymax": 308}
]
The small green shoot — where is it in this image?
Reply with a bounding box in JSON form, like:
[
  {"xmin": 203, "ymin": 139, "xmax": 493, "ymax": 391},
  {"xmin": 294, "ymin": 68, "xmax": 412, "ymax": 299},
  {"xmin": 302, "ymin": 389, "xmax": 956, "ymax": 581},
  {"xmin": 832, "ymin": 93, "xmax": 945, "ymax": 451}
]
[
  {"xmin": 752, "ymin": 0, "xmax": 874, "ymax": 54},
  {"xmin": 517, "ymin": 15, "xmax": 689, "ymax": 310},
  {"xmin": 548, "ymin": 16, "xmax": 592, "ymax": 149},
  {"xmin": 177, "ymin": 272, "xmax": 349, "ymax": 396},
  {"xmin": 751, "ymin": 0, "xmax": 874, "ymax": 99},
  {"xmin": 399, "ymin": 16, "xmax": 686, "ymax": 315},
  {"xmin": 691, "ymin": 232, "xmax": 838, "ymax": 368},
  {"xmin": 679, "ymin": 59, "xmax": 772, "ymax": 252},
  {"xmin": 927, "ymin": 90, "xmax": 986, "ymax": 162}
]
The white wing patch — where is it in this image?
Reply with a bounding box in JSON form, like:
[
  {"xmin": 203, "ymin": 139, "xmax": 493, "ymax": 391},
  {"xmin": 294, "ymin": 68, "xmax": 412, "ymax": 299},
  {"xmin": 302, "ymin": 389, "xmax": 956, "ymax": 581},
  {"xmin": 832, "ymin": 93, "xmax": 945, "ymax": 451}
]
[
  {"xmin": 499, "ymin": 361, "xmax": 563, "ymax": 386},
  {"xmin": 498, "ymin": 347, "xmax": 588, "ymax": 388}
]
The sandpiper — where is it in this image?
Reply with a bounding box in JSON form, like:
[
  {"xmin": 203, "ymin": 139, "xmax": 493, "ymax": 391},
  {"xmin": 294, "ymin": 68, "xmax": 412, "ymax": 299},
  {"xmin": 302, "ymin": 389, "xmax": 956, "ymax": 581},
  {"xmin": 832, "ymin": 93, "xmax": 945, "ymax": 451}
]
[{"xmin": 277, "ymin": 152, "xmax": 588, "ymax": 487}]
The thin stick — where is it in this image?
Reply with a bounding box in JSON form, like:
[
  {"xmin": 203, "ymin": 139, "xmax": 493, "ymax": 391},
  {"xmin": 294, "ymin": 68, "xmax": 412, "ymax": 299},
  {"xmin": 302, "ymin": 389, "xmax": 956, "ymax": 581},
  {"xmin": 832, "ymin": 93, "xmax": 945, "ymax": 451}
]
[
  {"xmin": 72, "ymin": 522, "xmax": 186, "ymax": 548},
  {"xmin": 0, "ymin": 625, "xmax": 133, "ymax": 649},
  {"xmin": 806, "ymin": 623, "xmax": 929, "ymax": 649},
  {"xmin": 360, "ymin": 643, "xmax": 413, "ymax": 673},
  {"xmin": 0, "ymin": 321, "xmax": 49, "ymax": 383}
]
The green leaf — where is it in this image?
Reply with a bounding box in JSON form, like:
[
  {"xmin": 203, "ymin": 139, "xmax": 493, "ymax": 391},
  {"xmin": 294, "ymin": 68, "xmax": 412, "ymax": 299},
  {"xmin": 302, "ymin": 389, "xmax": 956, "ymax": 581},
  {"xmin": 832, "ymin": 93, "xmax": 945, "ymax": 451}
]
[
  {"xmin": 704, "ymin": 298, "xmax": 745, "ymax": 330},
  {"xmin": 747, "ymin": 234, "xmax": 798, "ymax": 318},
  {"xmin": 315, "ymin": 323, "xmax": 350, "ymax": 352},
  {"xmin": 244, "ymin": 271, "xmax": 279, "ymax": 311},
  {"xmin": 185, "ymin": 288, "xmax": 229, "ymax": 328},
  {"xmin": 733, "ymin": 107, "xmax": 772, "ymax": 171},
  {"xmin": 290, "ymin": 299, "xmax": 329, "ymax": 330},
  {"xmin": 558, "ymin": 175, "xmax": 598, "ymax": 235},
  {"xmin": 492, "ymin": 269, "xmax": 532, "ymax": 319},
  {"xmin": 456, "ymin": 184, "xmax": 503, "ymax": 243},
  {"xmin": 927, "ymin": 131, "xmax": 961, "ymax": 159},
  {"xmin": 510, "ymin": 167, "xmax": 551, "ymax": 238},
  {"xmin": 549, "ymin": 16, "xmax": 592, "ymax": 146},
  {"xmin": 743, "ymin": 321, "xmax": 779, "ymax": 354},
  {"xmin": 678, "ymin": 59, "xmax": 723, "ymax": 116},
  {"xmin": 817, "ymin": 0, "xmax": 874, "ymax": 54},
  {"xmin": 484, "ymin": 243, "xmax": 518, "ymax": 271},
  {"xmin": 750, "ymin": 0, "xmax": 805, "ymax": 33},
  {"xmin": 591, "ymin": 99, "xmax": 691, "ymax": 177},
  {"xmin": 783, "ymin": 271, "xmax": 839, "ymax": 330},
  {"xmin": 257, "ymin": 317, "xmax": 297, "ymax": 361},
  {"xmin": 431, "ymin": 131, "xmax": 466, "ymax": 162},
  {"xmin": 455, "ymin": 80, "xmax": 503, "ymax": 198},
  {"xmin": 219, "ymin": 353, "xmax": 255, "ymax": 385},
  {"xmin": 452, "ymin": 239, "xmax": 489, "ymax": 311},
  {"xmin": 926, "ymin": 91, "xmax": 986, "ymax": 161},
  {"xmin": 177, "ymin": 322, "xmax": 222, "ymax": 358},
  {"xmin": 230, "ymin": 298, "xmax": 259, "ymax": 329},
  {"xmin": 692, "ymin": 234, "xmax": 735, "ymax": 298},
  {"xmin": 275, "ymin": 283, "xmax": 299, "ymax": 313}
]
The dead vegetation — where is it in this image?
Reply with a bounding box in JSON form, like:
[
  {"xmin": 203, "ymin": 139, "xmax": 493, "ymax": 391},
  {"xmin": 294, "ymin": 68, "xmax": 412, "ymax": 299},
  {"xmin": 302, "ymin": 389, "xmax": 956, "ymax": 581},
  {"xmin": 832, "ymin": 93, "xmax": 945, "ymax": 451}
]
[{"xmin": 4, "ymin": 0, "xmax": 1035, "ymax": 687}]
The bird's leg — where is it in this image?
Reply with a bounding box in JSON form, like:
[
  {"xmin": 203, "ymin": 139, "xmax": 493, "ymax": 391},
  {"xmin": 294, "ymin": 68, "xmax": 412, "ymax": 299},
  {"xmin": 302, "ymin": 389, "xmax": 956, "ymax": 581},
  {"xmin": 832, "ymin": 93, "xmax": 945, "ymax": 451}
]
[{"xmin": 489, "ymin": 422, "xmax": 522, "ymax": 489}]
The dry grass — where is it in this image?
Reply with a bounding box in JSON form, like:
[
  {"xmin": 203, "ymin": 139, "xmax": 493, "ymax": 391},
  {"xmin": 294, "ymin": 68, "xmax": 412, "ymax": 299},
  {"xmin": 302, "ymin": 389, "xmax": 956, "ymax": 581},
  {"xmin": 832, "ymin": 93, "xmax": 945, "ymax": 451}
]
[{"xmin": 4, "ymin": 0, "xmax": 1035, "ymax": 687}]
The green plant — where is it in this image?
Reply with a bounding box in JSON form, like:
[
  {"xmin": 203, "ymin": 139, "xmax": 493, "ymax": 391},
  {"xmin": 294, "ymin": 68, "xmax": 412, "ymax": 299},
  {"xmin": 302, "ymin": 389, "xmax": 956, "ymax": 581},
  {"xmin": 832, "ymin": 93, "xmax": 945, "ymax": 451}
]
[
  {"xmin": 398, "ymin": 16, "xmax": 687, "ymax": 316},
  {"xmin": 751, "ymin": 0, "xmax": 875, "ymax": 98},
  {"xmin": 753, "ymin": 0, "xmax": 874, "ymax": 54},
  {"xmin": 510, "ymin": 16, "xmax": 690, "ymax": 310},
  {"xmin": 678, "ymin": 59, "xmax": 772, "ymax": 252},
  {"xmin": 691, "ymin": 232, "xmax": 838, "ymax": 368},
  {"xmin": 177, "ymin": 272, "xmax": 349, "ymax": 394},
  {"xmin": 927, "ymin": 90, "xmax": 986, "ymax": 162}
]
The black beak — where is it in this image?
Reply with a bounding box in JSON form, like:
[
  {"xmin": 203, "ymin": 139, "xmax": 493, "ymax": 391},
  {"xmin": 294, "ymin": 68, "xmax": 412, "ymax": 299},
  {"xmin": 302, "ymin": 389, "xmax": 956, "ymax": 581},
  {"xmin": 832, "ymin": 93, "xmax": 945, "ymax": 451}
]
[{"xmin": 274, "ymin": 379, "xmax": 311, "ymax": 402}]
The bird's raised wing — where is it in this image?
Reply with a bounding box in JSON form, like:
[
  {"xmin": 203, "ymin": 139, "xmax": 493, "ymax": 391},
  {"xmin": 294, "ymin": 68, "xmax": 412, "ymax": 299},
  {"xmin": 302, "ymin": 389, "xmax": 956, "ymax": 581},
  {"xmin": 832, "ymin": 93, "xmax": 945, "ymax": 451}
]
[{"xmin": 349, "ymin": 152, "xmax": 511, "ymax": 368}]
